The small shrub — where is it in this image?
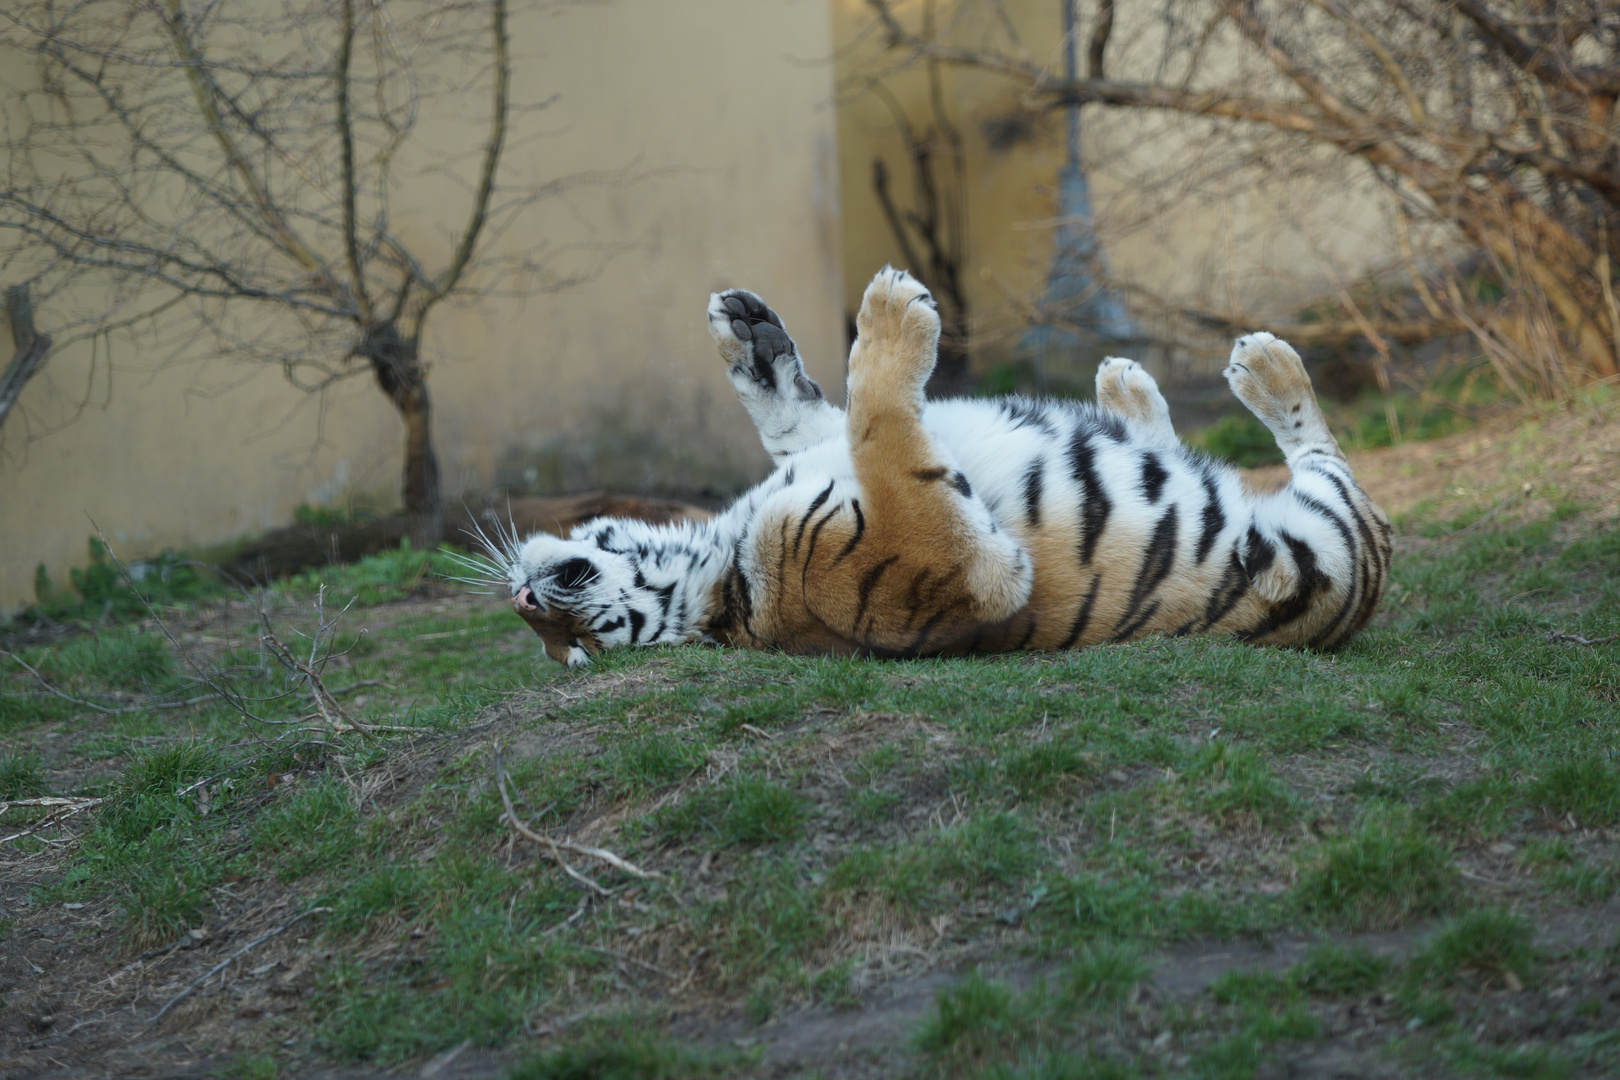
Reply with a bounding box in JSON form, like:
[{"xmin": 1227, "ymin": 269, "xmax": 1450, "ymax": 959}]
[
  {"xmin": 327, "ymin": 862, "xmax": 427, "ymax": 933},
  {"xmin": 1193, "ymin": 414, "xmax": 1284, "ymax": 468},
  {"xmin": 31, "ymin": 537, "xmax": 217, "ymax": 622},
  {"xmin": 1289, "ymin": 944, "xmax": 1391, "ymax": 997},
  {"xmin": 701, "ymin": 861, "xmax": 826, "ymax": 988},
  {"xmin": 914, "ymin": 969, "xmax": 1028, "ymax": 1063},
  {"xmin": 608, "ymin": 735, "xmax": 704, "ymax": 796},
  {"xmin": 1408, "ymin": 908, "xmax": 1535, "ymax": 990},
  {"xmin": 1439, "ymin": 1037, "xmax": 1572, "ymax": 1080},
  {"xmin": 0, "ymin": 750, "xmax": 48, "ymax": 800},
  {"xmin": 1528, "ymin": 760, "xmax": 1620, "ymax": 828},
  {"xmin": 121, "ymin": 854, "xmax": 217, "ymax": 951},
  {"xmin": 658, "ymin": 774, "xmax": 806, "ymax": 847},
  {"xmin": 251, "ymin": 780, "xmax": 361, "ymax": 880},
  {"xmin": 510, "ymin": 1024, "xmax": 744, "ymax": 1079},
  {"xmin": 1001, "ymin": 736, "xmax": 1094, "ymax": 800},
  {"xmin": 1036, "ymin": 872, "xmax": 1164, "ymax": 942},
  {"xmin": 930, "ymin": 812, "xmax": 1041, "ymax": 890},
  {"xmin": 1295, "ymin": 812, "xmax": 1460, "ymax": 929},
  {"xmin": 46, "ymin": 627, "xmax": 178, "ymax": 693},
  {"xmin": 120, "ymin": 743, "xmax": 222, "ymax": 798},
  {"xmin": 1063, "ymin": 942, "xmax": 1148, "ymax": 1009},
  {"xmin": 1184, "ymin": 743, "xmax": 1296, "ymax": 829}
]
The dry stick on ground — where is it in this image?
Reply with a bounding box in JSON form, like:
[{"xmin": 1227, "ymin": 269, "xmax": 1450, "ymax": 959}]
[
  {"xmin": 145, "ymin": 907, "xmax": 332, "ymax": 1026},
  {"xmin": 1547, "ymin": 632, "xmax": 1620, "ymax": 646},
  {"xmin": 492, "ymin": 749, "xmax": 662, "ymax": 890},
  {"xmin": 0, "ymin": 797, "xmax": 104, "ymax": 847},
  {"xmin": 257, "ymin": 585, "xmax": 373, "ymax": 739},
  {"xmin": 0, "ymin": 649, "xmax": 230, "ymax": 716}
]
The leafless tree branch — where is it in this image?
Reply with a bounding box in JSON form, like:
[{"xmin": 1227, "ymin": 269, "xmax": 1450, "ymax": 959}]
[{"xmin": 860, "ymin": 0, "xmax": 1620, "ymax": 394}]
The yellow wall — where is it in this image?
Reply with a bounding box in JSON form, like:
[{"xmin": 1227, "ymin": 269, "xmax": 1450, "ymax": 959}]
[{"xmin": 0, "ymin": 0, "xmax": 842, "ymax": 611}]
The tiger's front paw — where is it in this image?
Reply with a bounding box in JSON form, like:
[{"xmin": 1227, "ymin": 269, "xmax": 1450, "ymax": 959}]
[
  {"xmin": 849, "ymin": 267, "xmax": 939, "ymax": 405},
  {"xmin": 708, "ymin": 289, "xmax": 824, "ymax": 403}
]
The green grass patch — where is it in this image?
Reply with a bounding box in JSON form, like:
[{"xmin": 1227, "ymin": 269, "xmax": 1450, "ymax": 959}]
[
  {"xmin": 1295, "ymin": 811, "xmax": 1461, "ymax": 929},
  {"xmin": 1406, "ymin": 908, "xmax": 1536, "ymax": 990}
]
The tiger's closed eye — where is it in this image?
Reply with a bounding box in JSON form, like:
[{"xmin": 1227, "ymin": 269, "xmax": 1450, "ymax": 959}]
[{"xmin": 550, "ymin": 557, "xmax": 598, "ymax": 590}]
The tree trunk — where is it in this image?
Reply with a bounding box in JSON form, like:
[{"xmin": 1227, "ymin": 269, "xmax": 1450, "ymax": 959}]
[
  {"xmin": 927, "ymin": 323, "xmax": 973, "ymax": 399},
  {"xmin": 1, "ymin": 285, "xmax": 52, "ymax": 436},
  {"xmin": 361, "ymin": 322, "xmax": 443, "ymax": 546}
]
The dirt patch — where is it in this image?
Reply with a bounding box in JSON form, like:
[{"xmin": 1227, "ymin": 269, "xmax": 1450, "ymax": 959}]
[{"xmin": 1244, "ymin": 397, "xmax": 1620, "ymax": 521}]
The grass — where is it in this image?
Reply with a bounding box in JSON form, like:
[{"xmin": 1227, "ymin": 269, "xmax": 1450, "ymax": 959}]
[
  {"xmin": 3, "ymin": 444, "xmax": 1619, "ymax": 1076},
  {"xmin": 1294, "ymin": 809, "xmax": 1462, "ymax": 929}
]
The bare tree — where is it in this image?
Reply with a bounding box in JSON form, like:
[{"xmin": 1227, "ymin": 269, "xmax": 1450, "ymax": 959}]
[
  {"xmin": 0, "ymin": 285, "xmax": 51, "ymax": 435},
  {"xmin": 1, "ymin": 0, "xmax": 616, "ymax": 542},
  {"xmin": 864, "ymin": 0, "xmax": 1620, "ymax": 398},
  {"xmin": 856, "ymin": 0, "xmax": 974, "ymax": 396}
]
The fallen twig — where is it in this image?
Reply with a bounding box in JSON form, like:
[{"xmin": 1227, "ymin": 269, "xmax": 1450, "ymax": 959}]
[
  {"xmin": 327, "ymin": 678, "xmax": 391, "ymax": 696},
  {"xmin": 571, "ymin": 943, "xmax": 677, "ymax": 979},
  {"xmin": 0, "ymin": 796, "xmax": 103, "ymax": 814},
  {"xmin": 258, "ymin": 587, "xmax": 372, "ymax": 739},
  {"xmin": 0, "ymin": 797, "xmax": 103, "ymax": 846},
  {"xmin": 146, "ymin": 906, "xmax": 331, "ymax": 1025},
  {"xmin": 0, "ymin": 650, "xmax": 226, "ymax": 715},
  {"xmin": 493, "ymin": 749, "xmax": 662, "ymax": 889},
  {"xmin": 1548, "ymin": 631, "xmax": 1619, "ymax": 646}
]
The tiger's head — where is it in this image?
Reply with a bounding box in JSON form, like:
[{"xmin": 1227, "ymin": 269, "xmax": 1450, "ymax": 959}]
[{"xmin": 504, "ymin": 534, "xmax": 633, "ymax": 667}]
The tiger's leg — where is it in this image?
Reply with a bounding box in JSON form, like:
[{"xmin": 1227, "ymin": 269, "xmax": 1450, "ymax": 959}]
[
  {"xmin": 707, "ymin": 289, "xmax": 845, "ymax": 462},
  {"xmin": 1094, "ymin": 356, "xmax": 1178, "ymax": 445},
  {"xmin": 1225, "ymin": 333, "xmax": 1392, "ymax": 647},
  {"xmin": 795, "ymin": 268, "xmax": 1031, "ymax": 649}
]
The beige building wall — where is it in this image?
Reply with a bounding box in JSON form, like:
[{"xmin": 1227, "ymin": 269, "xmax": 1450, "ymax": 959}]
[
  {"xmin": 832, "ymin": 0, "xmax": 1393, "ymax": 374},
  {"xmin": 0, "ymin": 0, "xmax": 842, "ymax": 612}
]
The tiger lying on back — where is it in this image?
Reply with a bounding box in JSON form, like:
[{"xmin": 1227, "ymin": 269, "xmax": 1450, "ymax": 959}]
[{"xmin": 488, "ymin": 267, "xmax": 1391, "ymax": 666}]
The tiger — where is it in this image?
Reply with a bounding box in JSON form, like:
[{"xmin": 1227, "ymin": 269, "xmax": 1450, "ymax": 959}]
[{"xmin": 481, "ymin": 267, "xmax": 1391, "ymax": 667}]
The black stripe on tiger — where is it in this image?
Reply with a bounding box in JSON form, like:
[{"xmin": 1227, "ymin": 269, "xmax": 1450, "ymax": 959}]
[
  {"xmin": 1010, "ymin": 614, "xmax": 1039, "ymax": 651},
  {"xmin": 730, "ymin": 535, "xmax": 754, "ymax": 632},
  {"xmin": 1290, "ymin": 491, "xmax": 1362, "ymax": 649},
  {"xmin": 1022, "ymin": 458, "xmax": 1044, "ymax": 528},
  {"xmin": 1195, "ymin": 468, "xmax": 1224, "ymax": 565},
  {"xmin": 1057, "ymin": 575, "xmax": 1103, "ymax": 649},
  {"xmin": 802, "ymin": 502, "xmax": 841, "ymax": 566},
  {"xmin": 901, "ymin": 567, "xmax": 932, "ymax": 629},
  {"xmin": 1001, "ymin": 397, "xmax": 1056, "ymax": 435},
  {"xmin": 833, "ymin": 499, "xmax": 866, "ymax": 564},
  {"xmin": 1265, "ymin": 532, "xmax": 1331, "ymax": 632},
  {"xmin": 1200, "ymin": 550, "xmax": 1250, "ymax": 631},
  {"xmin": 1140, "ymin": 453, "xmax": 1168, "ymax": 504},
  {"xmin": 1112, "ymin": 504, "xmax": 1179, "ymax": 641},
  {"xmin": 853, "ymin": 554, "xmax": 900, "ymax": 628},
  {"xmin": 1240, "ymin": 525, "xmax": 1276, "ymax": 585},
  {"xmin": 1315, "ymin": 470, "xmax": 1389, "ymax": 636},
  {"xmin": 793, "ymin": 480, "xmax": 835, "ymax": 556},
  {"xmin": 1067, "ymin": 425, "xmax": 1113, "ymax": 564}
]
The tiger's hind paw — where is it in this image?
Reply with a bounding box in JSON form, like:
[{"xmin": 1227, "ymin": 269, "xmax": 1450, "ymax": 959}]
[
  {"xmin": 1224, "ymin": 333, "xmax": 1341, "ymax": 461},
  {"xmin": 849, "ymin": 267, "xmax": 939, "ymax": 407},
  {"xmin": 708, "ymin": 289, "xmax": 825, "ymax": 404}
]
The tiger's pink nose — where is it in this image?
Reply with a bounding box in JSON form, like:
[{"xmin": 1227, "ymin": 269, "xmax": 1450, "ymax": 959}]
[{"xmin": 515, "ymin": 585, "xmax": 539, "ymax": 611}]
